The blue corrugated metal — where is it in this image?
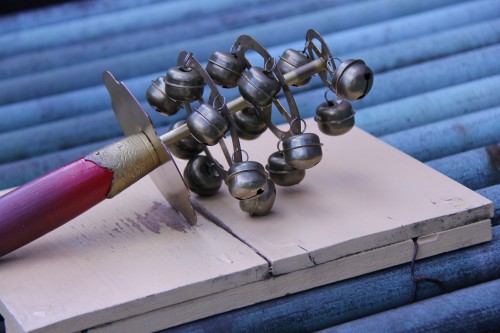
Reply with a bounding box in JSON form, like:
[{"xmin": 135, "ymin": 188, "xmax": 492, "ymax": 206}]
[{"xmin": 0, "ymin": 0, "xmax": 498, "ymax": 332}]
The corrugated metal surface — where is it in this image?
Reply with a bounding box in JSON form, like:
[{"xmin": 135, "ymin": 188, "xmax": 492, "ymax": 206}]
[{"xmin": 0, "ymin": 0, "xmax": 498, "ymax": 331}]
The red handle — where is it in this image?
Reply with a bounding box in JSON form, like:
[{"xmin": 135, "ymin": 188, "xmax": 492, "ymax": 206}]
[{"xmin": 0, "ymin": 159, "xmax": 114, "ymax": 257}]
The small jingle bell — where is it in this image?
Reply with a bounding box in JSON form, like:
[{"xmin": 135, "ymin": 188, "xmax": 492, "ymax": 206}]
[
  {"xmin": 206, "ymin": 51, "xmax": 246, "ymax": 88},
  {"xmin": 238, "ymin": 66, "xmax": 281, "ymax": 107},
  {"xmin": 266, "ymin": 151, "xmax": 305, "ymax": 187},
  {"xmin": 165, "ymin": 66, "xmax": 205, "ymax": 102},
  {"xmin": 332, "ymin": 59, "xmax": 373, "ymax": 101},
  {"xmin": 186, "ymin": 103, "xmax": 228, "ymax": 146},
  {"xmin": 277, "ymin": 49, "xmax": 312, "ymax": 87},
  {"xmin": 225, "ymin": 161, "xmax": 268, "ymax": 200},
  {"xmin": 183, "ymin": 155, "xmax": 223, "ymax": 196},
  {"xmin": 146, "ymin": 77, "xmax": 182, "ymax": 116},
  {"xmin": 315, "ymin": 99, "xmax": 355, "ymax": 136},
  {"xmin": 239, "ymin": 178, "xmax": 276, "ymax": 216},
  {"xmin": 233, "ymin": 106, "xmax": 267, "ymax": 140},
  {"xmin": 167, "ymin": 120, "xmax": 204, "ymax": 159},
  {"xmin": 282, "ymin": 133, "xmax": 322, "ymax": 170}
]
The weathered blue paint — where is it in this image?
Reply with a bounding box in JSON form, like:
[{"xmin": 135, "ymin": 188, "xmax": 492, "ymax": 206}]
[
  {"xmin": 426, "ymin": 144, "xmax": 500, "ymax": 190},
  {"xmin": 320, "ymin": 279, "xmax": 500, "ymax": 333},
  {"xmin": 477, "ymin": 184, "xmax": 500, "ymax": 226},
  {"xmin": 0, "ymin": 0, "xmax": 356, "ymax": 79},
  {"xmin": 356, "ymin": 75, "xmax": 500, "ymax": 136},
  {"xmin": 2, "ymin": 0, "xmax": 497, "ymax": 79},
  {"xmin": 0, "ymin": 0, "xmax": 474, "ymax": 105},
  {"xmin": 0, "ymin": 108, "xmax": 185, "ymax": 164},
  {"xmin": 0, "ymin": 0, "xmax": 273, "ymax": 58},
  {"xmin": 381, "ymin": 106, "xmax": 500, "ymax": 162},
  {"xmin": 0, "ymin": 0, "xmax": 163, "ymax": 34}
]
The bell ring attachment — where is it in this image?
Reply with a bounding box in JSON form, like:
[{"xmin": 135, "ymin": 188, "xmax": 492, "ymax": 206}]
[
  {"xmin": 233, "ymin": 106, "xmax": 267, "ymax": 140},
  {"xmin": 167, "ymin": 120, "xmax": 204, "ymax": 159},
  {"xmin": 146, "ymin": 76, "xmax": 182, "ymax": 116},
  {"xmin": 282, "ymin": 133, "xmax": 323, "ymax": 170},
  {"xmin": 315, "ymin": 99, "xmax": 355, "ymax": 136},
  {"xmin": 238, "ymin": 66, "xmax": 281, "ymax": 107},
  {"xmin": 266, "ymin": 151, "xmax": 305, "ymax": 187},
  {"xmin": 184, "ymin": 155, "xmax": 223, "ymax": 196},
  {"xmin": 277, "ymin": 49, "xmax": 312, "ymax": 87},
  {"xmin": 206, "ymin": 51, "xmax": 247, "ymax": 88},
  {"xmin": 225, "ymin": 161, "xmax": 268, "ymax": 200},
  {"xmin": 332, "ymin": 59, "xmax": 373, "ymax": 101},
  {"xmin": 165, "ymin": 66, "xmax": 205, "ymax": 102},
  {"xmin": 186, "ymin": 103, "xmax": 229, "ymax": 146},
  {"xmin": 239, "ymin": 178, "xmax": 276, "ymax": 216}
]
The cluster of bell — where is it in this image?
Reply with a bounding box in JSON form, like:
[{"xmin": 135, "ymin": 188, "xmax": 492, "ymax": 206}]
[{"xmin": 145, "ymin": 32, "xmax": 373, "ymax": 217}]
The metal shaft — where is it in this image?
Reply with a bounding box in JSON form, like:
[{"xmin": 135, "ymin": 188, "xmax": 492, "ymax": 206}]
[{"xmin": 159, "ymin": 57, "xmax": 326, "ymax": 146}]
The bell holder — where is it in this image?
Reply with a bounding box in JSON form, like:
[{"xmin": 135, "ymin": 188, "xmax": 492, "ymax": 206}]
[
  {"xmin": 149, "ymin": 29, "xmax": 373, "ymax": 216},
  {"xmin": 0, "ymin": 29, "xmax": 375, "ymax": 259}
]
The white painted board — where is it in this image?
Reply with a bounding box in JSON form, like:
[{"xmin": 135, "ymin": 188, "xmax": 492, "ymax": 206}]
[{"xmin": 188, "ymin": 123, "xmax": 493, "ymax": 275}]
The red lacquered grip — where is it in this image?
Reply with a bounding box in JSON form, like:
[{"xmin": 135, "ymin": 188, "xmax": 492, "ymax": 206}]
[{"xmin": 0, "ymin": 159, "xmax": 114, "ymax": 257}]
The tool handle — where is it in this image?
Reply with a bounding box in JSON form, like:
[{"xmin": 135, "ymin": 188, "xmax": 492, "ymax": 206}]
[{"xmin": 0, "ymin": 159, "xmax": 114, "ymax": 257}]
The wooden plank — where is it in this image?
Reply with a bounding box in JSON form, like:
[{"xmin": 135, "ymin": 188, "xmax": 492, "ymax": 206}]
[
  {"xmin": 0, "ymin": 177, "xmax": 269, "ymax": 333},
  {"xmin": 86, "ymin": 220, "xmax": 492, "ymax": 333},
  {"xmin": 190, "ymin": 123, "xmax": 493, "ymax": 276}
]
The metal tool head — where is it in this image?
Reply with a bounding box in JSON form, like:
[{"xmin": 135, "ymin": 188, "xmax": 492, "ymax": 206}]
[{"xmin": 102, "ymin": 71, "xmax": 197, "ymax": 225}]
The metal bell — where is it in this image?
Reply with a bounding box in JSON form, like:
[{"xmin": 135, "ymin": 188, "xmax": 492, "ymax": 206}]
[
  {"xmin": 233, "ymin": 106, "xmax": 267, "ymax": 140},
  {"xmin": 332, "ymin": 59, "xmax": 373, "ymax": 101},
  {"xmin": 277, "ymin": 49, "xmax": 312, "ymax": 87},
  {"xmin": 238, "ymin": 66, "xmax": 281, "ymax": 107},
  {"xmin": 225, "ymin": 161, "xmax": 268, "ymax": 200},
  {"xmin": 315, "ymin": 99, "xmax": 355, "ymax": 136},
  {"xmin": 206, "ymin": 51, "xmax": 247, "ymax": 88},
  {"xmin": 167, "ymin": 120, "xmax": 204, "ymax": 159},
  {"xmin": 183, "ymin": 155, "xmax": 223, "ymax": 196},
  {"xmin": 266, "ymin": 151, "xmax": 305, "ymax": 187},
  {"xmin": 146, "ymin": 77, "xmax": 182, "ymax": 116},
  {"xmin": 282, "ymin": 133, "xmax": 322, "ymax": 170},
  {"xmin": 165, "ymin": 66, "xmax": 205, "ymax": 102},
  {"xmin": 239, "ymin": 178, "xmax": 276, "ymax": 216},
  {"xmin": 186, "ymin": 103, "xmax": 229, "ymax": 146}
]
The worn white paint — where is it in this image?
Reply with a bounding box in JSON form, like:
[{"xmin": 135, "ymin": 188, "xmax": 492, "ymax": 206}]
[
  {"xmin": 0, "ymin": 123, "xmax": 493, "ymax": 333},
  {"xmin": 191, "ymin": 124, "xmax": 493, "ymax": 275}
]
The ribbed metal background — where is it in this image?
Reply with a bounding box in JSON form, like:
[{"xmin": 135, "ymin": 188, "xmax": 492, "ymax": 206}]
[{"xmin": 0, "ymin": 0, "xmax": 499, "ymax": 332}]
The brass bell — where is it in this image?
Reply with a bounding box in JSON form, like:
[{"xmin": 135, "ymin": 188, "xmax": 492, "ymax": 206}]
[
  {"xmin": 315, "ymin": 99, "xmax": 355, "ymax": 136},
  {"xmin": 233, "ymin": 106, "xmax": 267, "ymax": 140},
  {"xmin": 183, "ymin": 155, "xmax": 223, "ymax": 196},
  {"xmin": 238, "ymin": 66, "xmax": 281, "ymax": 107},
  {"xmin": 186, "ymin": 103, "xmax": 228, "ymax": 146},
  {"xmin": 277, "ymin": 49, "xmax": 312, "ymax": 87},
  {"xmin": 282, "ymin": 133, "xmax": 322, "ymax": 169},
  {"xmin": 225, "ymin": 161, "xmax": 268, "ymax": 200},
  {"xmin": 239, "ymin": 178, "xmax": 276, "ymax": 216},
  {"xmin": 206, "ymin": 51, "xmax": 246, "ymax": 88},
  {"xmin": 266, "ymin": 151, "xmax": 305, "ymax": 187},
  {"xmin": 165, "ymin": 66, "xmax": 205, "ymax": 102},
  {"xmin": 332, "ymin": 59, "xmax": 373, "ymax": 101},
  {"xmin": 167, "ymin": 120, "xmax": 204, "ymax": 159},
  {"xmin": 145, "ymin": 77, "xmax": 182, "ymax": 116}
]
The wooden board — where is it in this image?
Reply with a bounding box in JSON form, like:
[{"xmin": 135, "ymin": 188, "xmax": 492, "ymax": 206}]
[
  {"xmin": 189, "ymin": 124, "xmax": 494, "ymax": 275},
  {"xmin": 0, "ymin": 123, "xmax": 494, "ymax": 333}
]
